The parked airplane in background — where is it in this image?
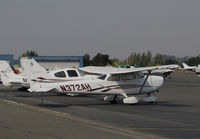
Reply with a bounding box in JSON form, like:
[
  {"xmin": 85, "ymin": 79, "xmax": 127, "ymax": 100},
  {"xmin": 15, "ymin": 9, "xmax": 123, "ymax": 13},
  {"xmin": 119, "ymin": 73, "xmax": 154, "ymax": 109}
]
[
  {"xmin": 182, "ymin": 63, "xmax": 200, "ymax": 74},
  {"xmin": 182, "ymin": 63, "xmax": 196, "ymax": 71},
  {"xmin": 0, "ymin": 61, "xmax": 29, "ymax": 88},
  {"xmin": 22, "ymin": 59, "xmax": 165, "ymax": 104},
  {"xmin": 196, "ymin": 67, "xmax": 200, "ymax": 74}
]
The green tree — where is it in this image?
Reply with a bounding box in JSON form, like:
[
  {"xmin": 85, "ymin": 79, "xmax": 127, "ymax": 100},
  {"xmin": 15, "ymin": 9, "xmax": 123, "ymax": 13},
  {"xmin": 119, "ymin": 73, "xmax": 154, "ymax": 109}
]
[
  {"xmin": 186, "ymin": 57, "xmax": 200, "ymax": 66},
  {"xmin": 127, "ymin": 53, "xmax": 134, "ymax": 65},
  {"xmin": 154, "ymin": 53, "xmax": 164, "ymax": 65},
  {"xmin": 133, "ymin": 52, "xmax": 140, "ymax": 67},
  {"xmin": 21, "ymin": 50, "xmax": 38, "ymax": 57},
  {"xmin": 91, "ymin": 53, "xmax": 112, "ymax": 66},
  {"xmin": 141, "ymin": 52, "xmax": 146, "ymax": 67},
  {"xmin": 165, "ymin": 59, "xmax": 180, "ymax": 65},
  {"xmin": 83, "ymin": 54, "xmax": 91, "ymax": 66},
  {"xmin": 146, "ymin": 51, "xmax": 152, "ymax": 66},
  {"xmin": 110, "ymin": 58, "xmax": 120, "ymax": 66}
]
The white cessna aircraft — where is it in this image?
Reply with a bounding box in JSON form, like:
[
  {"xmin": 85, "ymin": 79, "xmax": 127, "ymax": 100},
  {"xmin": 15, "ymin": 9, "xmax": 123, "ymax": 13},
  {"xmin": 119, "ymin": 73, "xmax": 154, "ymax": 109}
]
[
  {"xmin": 0, "ymin": 61, "xmax": 30, "ymax": 88},
  {"xmin": 23, "ymin": 59, "xmax": 164, "ymax": 104},
  {"xmin": 182, "ymin": 63, "xmax": 200, "ymax": 74}
]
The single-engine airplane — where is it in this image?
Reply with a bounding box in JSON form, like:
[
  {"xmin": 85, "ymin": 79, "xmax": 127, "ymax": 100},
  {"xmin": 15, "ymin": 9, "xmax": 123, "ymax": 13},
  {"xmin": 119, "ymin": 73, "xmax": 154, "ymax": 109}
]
[
  {"xmin": 23, "ymin": 59, "xmax": 165, "ymax": 104},
  {"xmin": 182, "ymin": 63, "xmax": 200, "ymax": 74}
]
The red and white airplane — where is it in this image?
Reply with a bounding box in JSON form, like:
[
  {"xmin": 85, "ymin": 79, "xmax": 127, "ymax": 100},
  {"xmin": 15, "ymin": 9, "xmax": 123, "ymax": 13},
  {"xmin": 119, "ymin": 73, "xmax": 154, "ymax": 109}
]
[{"xmin": 22, "ymin": 59, "xmax": 165, "ymax": 104}]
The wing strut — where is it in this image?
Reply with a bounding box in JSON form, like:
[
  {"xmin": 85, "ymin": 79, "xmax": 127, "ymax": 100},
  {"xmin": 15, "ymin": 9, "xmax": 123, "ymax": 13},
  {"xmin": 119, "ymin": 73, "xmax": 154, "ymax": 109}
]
[{"xmin": 139, "ymin": 70, "xmax": 151, "ymax": 94}]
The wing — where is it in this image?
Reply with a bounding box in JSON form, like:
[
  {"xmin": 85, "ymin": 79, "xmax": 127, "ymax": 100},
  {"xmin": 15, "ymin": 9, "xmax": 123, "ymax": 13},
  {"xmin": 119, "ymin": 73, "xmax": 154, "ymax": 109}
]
[
  {"xmin": 79, "ymin": 66, "xmax": 159, "ymax": 75},
  {"xmin": 158, "ymin": 64, "xmax": 179, "ymax": 69}
]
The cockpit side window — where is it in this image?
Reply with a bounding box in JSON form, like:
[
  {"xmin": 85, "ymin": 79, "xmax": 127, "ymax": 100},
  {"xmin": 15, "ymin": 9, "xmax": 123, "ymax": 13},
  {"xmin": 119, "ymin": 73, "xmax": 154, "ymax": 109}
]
[
  {"xmin": 67, "ymin": 70, "xmax": 78, "ymax": 77},
  {"xmin": 107, "ymin": 75, "xmax": 120, "ymax": 81},
  {"xmin": 54, "ymin": 71, "xmax": 66, "ymax": 78},
  {"xmin": 136, "ymin": 72, "xmax": 145, "ymax": 79},
  {"xmin": 121, "ymin": 73, "xmax": 136, "ymax": 80}
]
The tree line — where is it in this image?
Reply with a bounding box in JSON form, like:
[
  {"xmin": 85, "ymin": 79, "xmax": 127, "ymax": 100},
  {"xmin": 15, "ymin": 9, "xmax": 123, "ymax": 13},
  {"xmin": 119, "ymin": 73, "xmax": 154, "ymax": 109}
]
[
  {"xmin": 83, "ymin": 51, "xmax": 200, "ymax": 67},
  {"xmin": 21, "ymin": 50, "xmax": 200, "ymax": 67}
]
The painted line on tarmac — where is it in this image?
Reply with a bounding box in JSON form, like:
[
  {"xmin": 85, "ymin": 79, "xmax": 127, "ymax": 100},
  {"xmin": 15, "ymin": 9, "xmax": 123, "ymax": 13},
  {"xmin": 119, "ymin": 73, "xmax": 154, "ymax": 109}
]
[
  {"xmin": 0, "ymin": 98, "xmax": 165, "ymax": 139},
  {"xmin": 129, "ymin": 128, "xmax": 200, "ymax": 131},
  {"xmin": 0, "ymin": 99, "xmax": 71, "ymax": 117}
]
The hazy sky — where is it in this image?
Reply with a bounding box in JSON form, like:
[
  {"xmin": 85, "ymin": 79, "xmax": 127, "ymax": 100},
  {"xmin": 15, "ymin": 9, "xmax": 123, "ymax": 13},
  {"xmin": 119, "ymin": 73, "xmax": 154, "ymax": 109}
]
[{"xmin": 0, "ymin": 0, "xmax": 200, "ymax": 59}]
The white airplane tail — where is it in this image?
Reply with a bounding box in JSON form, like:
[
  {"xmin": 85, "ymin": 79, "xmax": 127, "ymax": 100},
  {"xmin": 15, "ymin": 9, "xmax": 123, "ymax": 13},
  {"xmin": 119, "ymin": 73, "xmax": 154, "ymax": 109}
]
[
  {"xmin": 182, "ymin": 63, "xmax": 190, "ymax": 69},
  {"xmin": 20, "ymin": 58, "xmax": 55, "ymax": 91},
  {"xmin": 0, "ymin": 61, "xmax": 17, "ymax": 86},
  {"xmin": 20, "ymin": 58, "xmax": 52, "ymax": 79}
]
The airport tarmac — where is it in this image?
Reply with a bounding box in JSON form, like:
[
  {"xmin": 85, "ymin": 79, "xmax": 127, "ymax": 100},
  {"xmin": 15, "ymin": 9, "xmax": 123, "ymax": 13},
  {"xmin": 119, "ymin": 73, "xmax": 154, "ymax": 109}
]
[{"xmin": 0, "ymin": 71, "xmax": 200, "ymax": 139}]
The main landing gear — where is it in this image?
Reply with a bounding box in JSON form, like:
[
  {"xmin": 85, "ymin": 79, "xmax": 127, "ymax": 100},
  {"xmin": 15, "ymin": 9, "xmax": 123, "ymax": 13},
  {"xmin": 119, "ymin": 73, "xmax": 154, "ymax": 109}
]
[
  {"xmin": 104, "ymin": 93, "xmax": 158, "ymax": 105},
  {"xmin": 104, "ymin": 95, "xmax": 117, "ymax": 104}
]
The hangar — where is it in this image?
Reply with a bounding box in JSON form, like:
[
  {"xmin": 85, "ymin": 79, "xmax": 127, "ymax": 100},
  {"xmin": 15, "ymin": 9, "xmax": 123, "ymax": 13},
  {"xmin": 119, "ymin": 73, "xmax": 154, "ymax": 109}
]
[
  {"xmin": 0, "ymin": 54, "xmax": 14, "ymax": 66},
  {"xmin": 19, "ymin": 56, "xmax": 83, "ymax": 70}
]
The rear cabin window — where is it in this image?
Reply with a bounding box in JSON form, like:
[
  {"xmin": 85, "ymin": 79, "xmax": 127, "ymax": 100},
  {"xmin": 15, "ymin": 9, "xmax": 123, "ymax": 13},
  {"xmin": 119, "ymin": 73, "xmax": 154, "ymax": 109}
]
[
  {"xmin": 67, "ymin": 70, "xmax": 78, "ymax": 77},
  {"xmin": 121, "ymin": 73, "xmax": 136, "ymax": 80},
  {"xmin": 54, "ymin": 71, "xmax": 66, "ymax": 78},
  {"xmin": 107, "ymin": 75, "xmax": 120, "ymax": 81}
]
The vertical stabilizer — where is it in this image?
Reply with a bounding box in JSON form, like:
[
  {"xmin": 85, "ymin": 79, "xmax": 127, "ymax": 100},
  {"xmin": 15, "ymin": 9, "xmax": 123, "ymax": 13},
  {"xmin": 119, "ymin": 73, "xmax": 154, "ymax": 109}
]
[
  {"xmin": 0, "ymin": 61, "xmax": 16, "ymax": 86},
  {"xmin": 20, "ymin": 57, "xmax": 52, "ymax": 79},
  {"xmin": 182, "ymin": 63, "xmax": 190, "ymax": 69}
]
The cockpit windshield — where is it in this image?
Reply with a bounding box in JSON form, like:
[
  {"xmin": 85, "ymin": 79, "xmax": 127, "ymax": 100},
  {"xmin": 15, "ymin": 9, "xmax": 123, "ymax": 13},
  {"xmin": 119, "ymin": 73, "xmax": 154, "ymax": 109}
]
[
  {"xmin": 98, "ymin": 74, "xmax": 106, "ymax": 80},
  {"xmin": 77, "ymin": 69, "xmax": 86, "ymax": 76}
]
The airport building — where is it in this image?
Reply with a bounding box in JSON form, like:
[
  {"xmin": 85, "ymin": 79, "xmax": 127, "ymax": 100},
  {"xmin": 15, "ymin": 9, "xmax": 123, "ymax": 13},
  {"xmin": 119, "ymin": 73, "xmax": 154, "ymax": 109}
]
[
  {"xmin": 19, "ymin": 56, "xmax": 83, "ymax": 70},
  {"xmin": 0, "ymin": 54, "xmax": 14, "ymax": 66}
]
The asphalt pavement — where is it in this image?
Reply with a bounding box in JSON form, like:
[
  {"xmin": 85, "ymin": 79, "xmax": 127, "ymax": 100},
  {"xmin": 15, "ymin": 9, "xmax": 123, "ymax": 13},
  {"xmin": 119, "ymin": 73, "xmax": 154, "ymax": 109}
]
[{"xmin": 0, "ymin": 71, "xmax": 200, "ymax": 139}]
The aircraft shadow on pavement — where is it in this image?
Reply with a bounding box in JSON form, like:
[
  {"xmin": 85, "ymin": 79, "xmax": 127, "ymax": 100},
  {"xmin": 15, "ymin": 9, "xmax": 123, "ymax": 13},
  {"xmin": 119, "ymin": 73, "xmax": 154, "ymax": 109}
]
[
  {"xmin": 0, "ymin": 88, "xmax": 18, "ymax": 92},
  {"xmin": 34, "ymin": 101, "xmax": 190, "ymax": 108},
  {"xmin": 36, "ymin": 101, "xmax": 115, "ymax": 108},
  {"xmin": 15, "ymin": 95, "xmax": 32, "ymax": 98},
  {"xmin": 138, "ymin": 101, "xmax": 190, "ymax": 108}
]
